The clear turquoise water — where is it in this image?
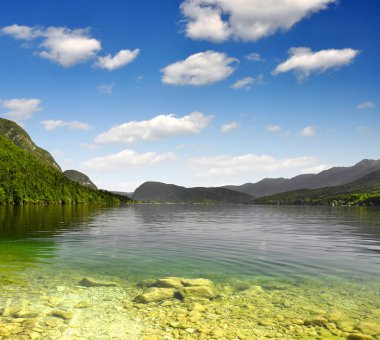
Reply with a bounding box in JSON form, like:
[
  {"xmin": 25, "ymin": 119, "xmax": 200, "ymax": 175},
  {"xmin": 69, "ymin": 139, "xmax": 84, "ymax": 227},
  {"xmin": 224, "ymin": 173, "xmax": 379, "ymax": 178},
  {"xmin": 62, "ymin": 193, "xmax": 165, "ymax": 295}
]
[
  {"xmin": 1, "ymin": 204, "xmax": 380, "ymax": 339},
  {"xmin": 1, "ymin": 204, "xmax": 379, "ymax": 282}
]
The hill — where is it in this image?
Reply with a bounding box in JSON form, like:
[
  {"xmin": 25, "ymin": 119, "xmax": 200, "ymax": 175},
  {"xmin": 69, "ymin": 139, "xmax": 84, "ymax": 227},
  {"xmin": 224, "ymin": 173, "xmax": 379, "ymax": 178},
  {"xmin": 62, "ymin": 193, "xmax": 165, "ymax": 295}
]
[
  {"xmin": 133, "ymin": 181, "xmax": 254, "ymax": 204},
  {"xmin": 64, "ymin": 170, "xmax": 98, "ymax": 190},
  {"xmin": 253, "ymin": 170, "xmax": 380, "ymax": 206},
  {"xmin": 0, "ymin": 118, "xmax": 61, "ymax": 171},
  {"xmin": 0, "ymin": 134, "xmax": 129, "ymax": 205},
  {"xmin": 224, "ymin": 159, "xmax": 380, "ymax": 197}
]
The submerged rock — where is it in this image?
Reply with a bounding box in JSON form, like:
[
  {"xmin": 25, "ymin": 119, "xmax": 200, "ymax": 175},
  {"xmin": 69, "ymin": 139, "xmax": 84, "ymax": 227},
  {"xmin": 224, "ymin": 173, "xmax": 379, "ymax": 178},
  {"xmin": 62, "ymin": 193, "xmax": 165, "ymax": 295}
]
[
  {"xmin": 347, "ymin": 333, "xmax": 374, "ymax": 340},
  {"xmin": 178, "ymin": 286, "xmax": 216, "ymax": 300},
  {"xmin": 355, "ymin": 321, "xmax": 380, "ymax": 336},
  {"xmin": 326, "ymin": 310, "xmax": 346, "ymax": 323},
  {"xmin": 79, "ymin": 277, "xmax": 118, "ymax": 287},
  {"xmin": 153, "ymin": 277, "xmax": 184, "ymax": 289},
  {"xmin": 50, "ymin": 310, "xmax": 74, "ymax": 320},
  {"xmin": 134, "ymin": 288, "xmax": 176, "ymax": 303},
  {"xmin": 181, "ymin": 278, "xmax": 214, "ymax": 288},
  {"xmin": 304, "ymin": 315, "xmax": 328, "ymax": 326},
  {"xmin": 13, "ymin": 308, "xmax": 39, "ymax": 318}
]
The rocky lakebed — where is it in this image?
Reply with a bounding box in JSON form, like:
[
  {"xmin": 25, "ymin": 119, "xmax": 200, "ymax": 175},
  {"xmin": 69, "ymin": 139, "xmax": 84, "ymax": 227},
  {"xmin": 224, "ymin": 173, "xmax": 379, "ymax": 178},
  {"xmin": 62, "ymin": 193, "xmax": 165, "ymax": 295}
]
[{"xmin": 0, "ymin": 270, "xmax": 379, "ymax": 340}]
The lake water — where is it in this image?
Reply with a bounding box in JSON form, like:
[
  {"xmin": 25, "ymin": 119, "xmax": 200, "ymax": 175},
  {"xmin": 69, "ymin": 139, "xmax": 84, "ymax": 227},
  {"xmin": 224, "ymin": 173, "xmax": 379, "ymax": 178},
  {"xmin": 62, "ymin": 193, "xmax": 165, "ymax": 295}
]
[{"xmin": 1, "ymin": 204, "xmax": 380, "ymax": 339}]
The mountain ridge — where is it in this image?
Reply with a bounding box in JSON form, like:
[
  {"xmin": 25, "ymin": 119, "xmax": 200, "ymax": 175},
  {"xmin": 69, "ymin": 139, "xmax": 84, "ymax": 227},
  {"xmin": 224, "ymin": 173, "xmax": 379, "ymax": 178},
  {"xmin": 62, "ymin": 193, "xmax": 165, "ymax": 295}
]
[
  {"xmin": 253, "ymin": 169, "xmax": 380, "ymax": 206},
  {"xmin": 224, "ymin": 159, "xmax": 380, "ymax": 197},
  {"xmin": 0, "ymin": 118, "xmax": 61, "ymax": 171},
  {"xmin": 133, "ymin": 181, "xmax": 254, "ymax": 204},
  {"xmin": 64, "ymin": 170, "xmax": 98, "ymax": 190}
]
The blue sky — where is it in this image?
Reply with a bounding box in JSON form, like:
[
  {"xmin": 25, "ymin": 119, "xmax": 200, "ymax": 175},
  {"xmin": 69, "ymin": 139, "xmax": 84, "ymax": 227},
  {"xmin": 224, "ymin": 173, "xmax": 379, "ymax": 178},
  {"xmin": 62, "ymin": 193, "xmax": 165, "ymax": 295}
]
[{"xmin": 0, "ymin": 0, "xmax": 379, "ymax": 191}]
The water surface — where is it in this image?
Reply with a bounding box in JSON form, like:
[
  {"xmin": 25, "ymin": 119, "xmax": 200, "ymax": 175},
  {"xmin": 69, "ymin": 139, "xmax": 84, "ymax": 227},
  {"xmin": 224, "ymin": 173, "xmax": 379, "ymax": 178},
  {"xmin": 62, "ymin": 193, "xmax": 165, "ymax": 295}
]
[{"xmin": 1, "ymin": 204, "xmax": 379, "ymax": 339}]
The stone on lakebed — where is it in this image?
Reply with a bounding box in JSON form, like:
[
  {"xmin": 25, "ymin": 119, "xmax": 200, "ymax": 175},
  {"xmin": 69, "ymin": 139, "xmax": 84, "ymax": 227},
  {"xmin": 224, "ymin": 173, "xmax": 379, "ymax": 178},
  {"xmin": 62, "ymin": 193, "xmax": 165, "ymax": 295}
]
[
  {"xmin": 134, "ymin": 288, "xmax": 176, "ymax": 303},
  {"xmin": 79, "ymin": 277, "xmax": 118, "ymax": 287},
  {"xmin": 178, "ymin": 285, "xmax": 216, "ymax": 300}
]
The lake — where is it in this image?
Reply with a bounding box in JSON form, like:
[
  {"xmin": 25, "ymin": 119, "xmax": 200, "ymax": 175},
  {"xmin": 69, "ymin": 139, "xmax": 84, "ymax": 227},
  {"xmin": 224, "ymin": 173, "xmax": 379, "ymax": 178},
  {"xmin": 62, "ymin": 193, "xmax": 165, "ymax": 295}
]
[{"xmin": 1, "ymin": 204, "xmax": 379, "ymax": 339}]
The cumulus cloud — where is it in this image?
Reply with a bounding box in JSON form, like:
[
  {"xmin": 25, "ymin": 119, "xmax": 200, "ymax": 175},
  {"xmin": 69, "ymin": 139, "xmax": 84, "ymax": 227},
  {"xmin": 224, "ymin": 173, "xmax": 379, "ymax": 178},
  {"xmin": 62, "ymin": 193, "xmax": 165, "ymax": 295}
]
[
  {"xmin": 1, "ymin": 24, "xmax": 139, "ymax": 68},
  {"xmin": 1, "ymin": 98, "xmax": 41, "ymax": 121},
  {"xmin": 95, "ymin": 112, "xmax": 213, "ymax": 144},
  {"xmin": 220, "ymin": 121, "xmax": 239, "ymax": 133},
  {"xmin": 38, "ymin": 27, "xmax": 101, "ymax": 67},
  {"xmin": 95, "ymin": 49, "xmax": 140, "ymax": 70},
  {"xmin": 98, "ymin": 82, "xmax": 115, "ymax": 94},
  {"xmin": 273, "ymin": 47, "xmax": 359, "ymax": 81},
  {"xmin": 266, "ymin": 125, "xmax": 282, "ymax": 133},
  {"xmin": 1, "ymin": 24, "xmax": 41, "ymax": 40},
  {"xmin": 357, "ymin": 101, "xmax": 375, "ymax": 110},
  {"xmin": 231, "ymin": 77, "xmax": 253, "ymax": 90},
  {"xmin": 83, "ymin": 149, "xmax": 177, "ymax": 171},
  {"xmin": 302, "ymin": 164, "xmax": 330, "ymax": 174},
  {"xmin": 161, "ymin": 51, "xmax": 237, "ymax": 86},
  {"xmin": 300, "ymin": 126, "xmax": 317, "ymax": 137},
  {"xmin": 180, "ymin": 0, "xmax": 337, "ymax": 42},
  {"xmin": 231, "ymin": 74, "xmax": 264, "ymax": 90},
  {"xmin": 40, "ymin": 120, "xmax": 93, "ymax": 131},
  {"xmin": 246, "ymin": 52, "xmax": 262, "ymax": 62},
  {"xmin": 189, "ymin": 154, "xmax": 316, "ymax": 177}
]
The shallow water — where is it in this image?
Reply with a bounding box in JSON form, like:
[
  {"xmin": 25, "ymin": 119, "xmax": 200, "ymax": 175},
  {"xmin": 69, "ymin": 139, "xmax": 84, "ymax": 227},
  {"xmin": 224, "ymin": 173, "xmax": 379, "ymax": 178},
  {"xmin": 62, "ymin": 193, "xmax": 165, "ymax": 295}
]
[{"xmin": 1, "ymin": 204, "xmax": 380, "ymax": 339}]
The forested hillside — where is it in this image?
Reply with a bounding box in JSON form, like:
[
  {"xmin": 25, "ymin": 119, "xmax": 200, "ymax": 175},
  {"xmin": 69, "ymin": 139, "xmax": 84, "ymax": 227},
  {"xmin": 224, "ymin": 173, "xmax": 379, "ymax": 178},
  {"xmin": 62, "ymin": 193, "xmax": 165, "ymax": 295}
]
[{"xmin": 0, "ymin": 135, "xmax": 128, "ymax": 205}]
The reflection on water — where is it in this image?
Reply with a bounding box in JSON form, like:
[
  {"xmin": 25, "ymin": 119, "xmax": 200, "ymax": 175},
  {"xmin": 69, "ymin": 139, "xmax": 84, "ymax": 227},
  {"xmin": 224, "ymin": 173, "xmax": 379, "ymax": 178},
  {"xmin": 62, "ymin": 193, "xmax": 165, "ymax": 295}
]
[
  {"xmin": 0, "ymin": 205, "xmax": 380, "ymax": 339},
  {"xmin": 1, "ymin": 204, "xmax": 379, "ymax": 281}
]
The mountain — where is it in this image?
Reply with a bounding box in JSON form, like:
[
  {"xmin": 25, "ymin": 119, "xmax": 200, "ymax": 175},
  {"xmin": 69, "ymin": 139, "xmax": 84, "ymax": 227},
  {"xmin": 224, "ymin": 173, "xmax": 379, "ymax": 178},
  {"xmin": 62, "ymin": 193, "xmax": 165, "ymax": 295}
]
[
  {"xmin": 0, "ymin": 118, "xmax": 61, "ymax": 171},
  {"xmin": 254, "ymin": 170, "xmax": 380, "ymax": 206},
  {"xmin": 0, "ymin": 124, "xmax": 129, "ymax": 205},
  {"xmin": 133, "ymin": 181, "xmax": 254, "ymax": 204},
  {"xmin": 64, "ymin": 170, "xmax": 98, "ymax": 190},
  {"xmin": 224, "ymin": 159, "xmax": 380, "ymax": 197},
  {"xmin": 111, "ymin": 191, "xmax": 134, "ymax": 198}
]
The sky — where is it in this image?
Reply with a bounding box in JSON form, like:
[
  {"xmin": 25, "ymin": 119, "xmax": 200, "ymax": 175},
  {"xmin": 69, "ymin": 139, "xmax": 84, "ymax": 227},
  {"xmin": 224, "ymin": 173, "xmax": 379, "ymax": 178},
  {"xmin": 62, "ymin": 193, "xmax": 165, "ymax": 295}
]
[{"xmin": 0, "ymin": 0, "xmax": 379, "ymax": 192}]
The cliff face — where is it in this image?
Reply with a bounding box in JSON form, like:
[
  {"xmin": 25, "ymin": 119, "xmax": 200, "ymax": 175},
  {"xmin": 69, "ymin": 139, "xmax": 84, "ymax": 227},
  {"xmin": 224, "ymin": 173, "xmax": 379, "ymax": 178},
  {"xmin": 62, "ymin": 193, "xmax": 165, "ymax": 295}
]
[
  {"xmin": 64, "ymin": 170, "xmax": 98, "ymax": 190},
  {"xmin": 0, "ymin": 118, "xmax": 61, "ymax": 171}
]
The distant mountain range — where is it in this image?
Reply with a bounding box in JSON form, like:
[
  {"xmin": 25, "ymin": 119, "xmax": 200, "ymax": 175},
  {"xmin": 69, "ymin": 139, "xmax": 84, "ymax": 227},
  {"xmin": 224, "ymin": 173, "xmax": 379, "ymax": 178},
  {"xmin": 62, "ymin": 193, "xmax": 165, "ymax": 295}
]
[
  {"xmin": 133, "ymin": 181, "xmax": 254, "ymax": 204},
  {"xmin": 133, "ymin": 160, "xmax": 380, "ymax": 205},
  {"xmin": 224, "ymin": 159, "xmax": 380, "ymax": 197},
  {"xmin": 254, "ymin": 169, "xmax": 380, "ymax": 206}
]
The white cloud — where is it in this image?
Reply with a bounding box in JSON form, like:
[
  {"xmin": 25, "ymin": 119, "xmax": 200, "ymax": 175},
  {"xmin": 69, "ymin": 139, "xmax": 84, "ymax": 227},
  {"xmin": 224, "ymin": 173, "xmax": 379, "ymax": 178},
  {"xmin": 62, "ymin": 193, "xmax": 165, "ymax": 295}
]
[
  {"xmin": 189, "ymin": 154, "xmax": 316, "ymax": 177},
  {"xmin": 266, "ymin": 125, "xmax": 282, "ymax": 133},
  {"xmin": 40, "ymin": 120, "xmax": 93, "ymax": 131},
  {"xmin": 95, "ymin": 49, "xmax": 140, "ymax": 70},
  {"xmin": 300, "ymin": 126, "xmax": 317, "ymax": 137},
  {"xmin": 38, "ymin": 27, "xmax": 101, "ymax": 67},
  {"xmin": 1, "ymin": 24, "xmax": 139, "ymax": 68},
  {"xmin": 95, "ymin": 112, "xmax": 213, "ymax": 144},
  {"xmin": 98, "ymin": 82, "xmax": 115, "ymax": 94},
  {"xmin": 302, "ymin": 164, "xmax": 330, "ymax": 174},
  {"xmin": 273, "ymin": 47, "xmax": 359, "ymax": 81},
  {"xmin": 180, "ymin": 0, "xmax": 337, "ymax": 42},
  {"xmin": 83, "ymin": 149, "xmax": 177, "ymax": 171},
  {"xmin": 1, "ymin": 24, "xmax": 41, "ymax": 40},
  {"xmin": 231, "ymin": 77, "xmax": 253, "ymax": 90},
  {"xmin": 246, "ymin": 52, "xmax": 262, "ymax": 62},
  {"xmin": 220, "ymin": 121, "xmax": 239, "ymax": 133},
  {"xmin": 357, "ymin": 101, "xmax": 375, "ymax": 110},
  {"xmin": 231, "ymin": 74, "xmax": 264, "ymax": 90},
  {"xmin": 1, "ymin": 98, "xmax": 41, "ymax": 121},
  {"xmin": 161, "ymin": 51, "xmax": 237, "ymax": 86}
]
